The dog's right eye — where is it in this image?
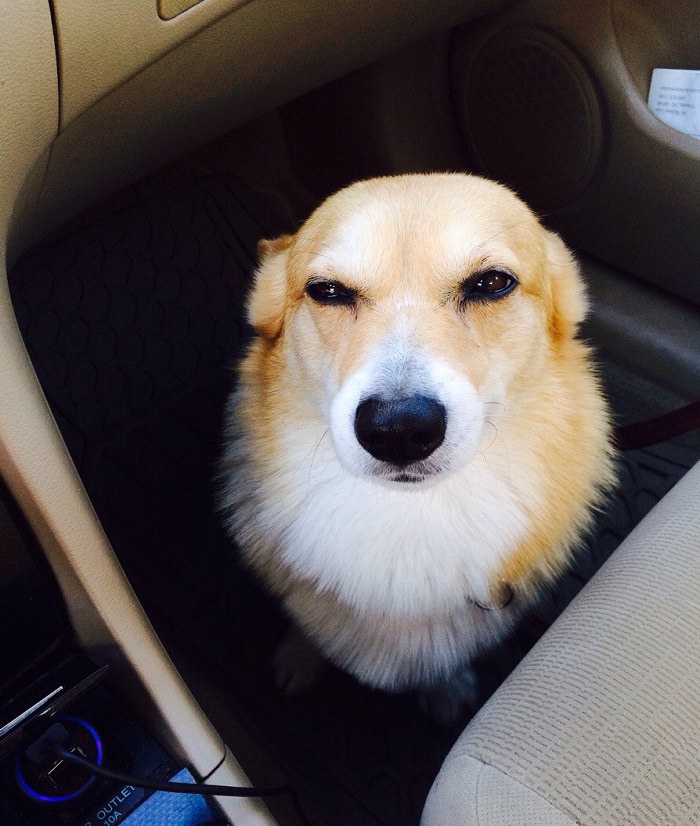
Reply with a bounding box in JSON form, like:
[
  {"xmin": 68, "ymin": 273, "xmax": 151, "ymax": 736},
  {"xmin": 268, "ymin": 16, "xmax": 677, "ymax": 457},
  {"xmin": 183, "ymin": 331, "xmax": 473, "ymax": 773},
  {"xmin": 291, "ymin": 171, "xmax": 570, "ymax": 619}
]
[
  {"xmin": 458, "ymin": 268, "xmax": 518, "ymax": 304},
  {"xmin": 305, "ymin": 279, "xmax": 357, "ymax": 306}
]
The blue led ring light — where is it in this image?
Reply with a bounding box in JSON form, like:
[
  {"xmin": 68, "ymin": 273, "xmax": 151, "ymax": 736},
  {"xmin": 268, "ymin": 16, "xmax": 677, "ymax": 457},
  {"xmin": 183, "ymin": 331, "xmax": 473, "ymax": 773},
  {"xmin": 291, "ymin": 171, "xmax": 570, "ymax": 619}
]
[{"xmin": 15, "ymin": 716, "xmax": 104, "ymax": 803}]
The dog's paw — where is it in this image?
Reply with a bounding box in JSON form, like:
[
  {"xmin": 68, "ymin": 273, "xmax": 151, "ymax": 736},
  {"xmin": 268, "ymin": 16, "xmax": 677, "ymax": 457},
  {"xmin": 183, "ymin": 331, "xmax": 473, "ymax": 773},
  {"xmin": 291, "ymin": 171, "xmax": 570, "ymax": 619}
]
[
  {"xmin": 272, "ymin": 627, "xmax": 327, "ymax": 695},
  {"xmin": 419, "ymin": 664, "xmax": 479, "ymax": 727}
]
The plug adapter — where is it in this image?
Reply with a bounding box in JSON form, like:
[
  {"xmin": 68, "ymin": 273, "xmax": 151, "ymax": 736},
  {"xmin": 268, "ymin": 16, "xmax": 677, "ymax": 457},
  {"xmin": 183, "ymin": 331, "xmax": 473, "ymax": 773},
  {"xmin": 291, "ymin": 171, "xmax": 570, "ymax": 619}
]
[{"xmin": 15, "ymin": 716, "xmax": 103, "ymax": 803}]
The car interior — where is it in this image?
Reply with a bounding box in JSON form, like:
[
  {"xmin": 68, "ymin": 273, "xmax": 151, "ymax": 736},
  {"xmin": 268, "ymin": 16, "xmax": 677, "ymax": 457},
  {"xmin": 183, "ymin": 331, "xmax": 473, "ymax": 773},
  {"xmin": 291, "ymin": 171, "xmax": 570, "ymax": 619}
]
[{"xmin": 1, "ymin": 1, "xmax": 700, "ymax": 824}]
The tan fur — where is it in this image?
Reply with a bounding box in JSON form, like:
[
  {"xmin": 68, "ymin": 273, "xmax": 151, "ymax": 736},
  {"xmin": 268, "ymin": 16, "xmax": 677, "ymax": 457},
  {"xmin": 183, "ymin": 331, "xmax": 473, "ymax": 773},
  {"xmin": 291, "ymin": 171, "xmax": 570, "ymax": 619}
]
[{"xmin": 219, "ymin": 173, "xmax": 616, "ymax": 713}]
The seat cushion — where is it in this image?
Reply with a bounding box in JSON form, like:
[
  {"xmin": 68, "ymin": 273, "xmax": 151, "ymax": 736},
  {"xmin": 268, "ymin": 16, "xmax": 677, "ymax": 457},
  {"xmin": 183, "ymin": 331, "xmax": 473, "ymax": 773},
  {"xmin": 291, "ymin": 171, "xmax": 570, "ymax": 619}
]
[{"xmin": 422, "ymin": 461, "xmax": 700, "ymax": 825}]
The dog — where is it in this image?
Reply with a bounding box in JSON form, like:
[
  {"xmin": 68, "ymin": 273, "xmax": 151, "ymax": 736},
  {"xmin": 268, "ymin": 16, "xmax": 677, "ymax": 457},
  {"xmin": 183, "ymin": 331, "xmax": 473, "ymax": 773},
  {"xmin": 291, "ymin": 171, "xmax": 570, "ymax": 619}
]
[{"xmin": 218, "ymin": 173, "xmax": 615, "ymax": 723}]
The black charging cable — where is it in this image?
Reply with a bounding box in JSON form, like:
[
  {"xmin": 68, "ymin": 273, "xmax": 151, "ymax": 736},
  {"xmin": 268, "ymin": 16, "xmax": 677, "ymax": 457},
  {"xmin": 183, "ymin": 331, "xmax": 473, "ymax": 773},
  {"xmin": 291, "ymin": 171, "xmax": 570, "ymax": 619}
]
[{"xmin": 47, "ymin": 739, "xmax": 311, "ymax": 826}]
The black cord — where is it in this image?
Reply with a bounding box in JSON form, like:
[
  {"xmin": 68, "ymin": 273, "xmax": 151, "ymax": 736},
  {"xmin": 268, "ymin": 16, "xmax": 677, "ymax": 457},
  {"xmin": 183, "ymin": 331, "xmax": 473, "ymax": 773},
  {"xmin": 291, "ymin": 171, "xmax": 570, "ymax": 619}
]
[{"xmin": 48, "ymin": 741, "xmax": 311, "ymax": 826}]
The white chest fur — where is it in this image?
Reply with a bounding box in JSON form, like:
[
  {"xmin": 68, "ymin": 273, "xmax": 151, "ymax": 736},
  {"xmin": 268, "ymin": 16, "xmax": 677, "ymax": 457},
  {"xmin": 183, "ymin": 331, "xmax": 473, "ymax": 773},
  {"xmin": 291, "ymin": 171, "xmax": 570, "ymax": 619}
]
[{"xmin": 223, "ymin": 422, "xmax": 531, "ymax": 689}]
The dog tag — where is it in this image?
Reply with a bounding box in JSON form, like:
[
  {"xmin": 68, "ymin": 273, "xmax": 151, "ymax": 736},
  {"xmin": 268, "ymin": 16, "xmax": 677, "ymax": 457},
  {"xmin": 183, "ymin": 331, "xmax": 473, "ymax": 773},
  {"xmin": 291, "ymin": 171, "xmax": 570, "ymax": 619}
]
[{"xmin": 648, "ymin": 68, "xmax": 700, "ymax": 139}]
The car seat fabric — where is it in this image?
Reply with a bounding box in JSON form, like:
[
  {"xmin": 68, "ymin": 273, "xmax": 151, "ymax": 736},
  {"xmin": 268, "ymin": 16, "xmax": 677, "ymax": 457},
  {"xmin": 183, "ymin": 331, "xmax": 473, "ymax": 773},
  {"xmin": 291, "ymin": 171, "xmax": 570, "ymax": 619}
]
[
  {"xmin": 423, "ymin": 755, "xmax": 576, "ymax": 824},
  {"xmin": 422, "ymin": 460, "xmax": 700, "ymax": 825}
]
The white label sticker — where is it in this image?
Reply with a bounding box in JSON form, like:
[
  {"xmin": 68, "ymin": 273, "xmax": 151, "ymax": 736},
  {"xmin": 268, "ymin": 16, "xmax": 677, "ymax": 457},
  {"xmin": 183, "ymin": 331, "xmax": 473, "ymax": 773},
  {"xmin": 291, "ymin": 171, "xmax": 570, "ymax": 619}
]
[{"xmin": 648, "ymin": 67, "xmax": 700, "ymax": 139}]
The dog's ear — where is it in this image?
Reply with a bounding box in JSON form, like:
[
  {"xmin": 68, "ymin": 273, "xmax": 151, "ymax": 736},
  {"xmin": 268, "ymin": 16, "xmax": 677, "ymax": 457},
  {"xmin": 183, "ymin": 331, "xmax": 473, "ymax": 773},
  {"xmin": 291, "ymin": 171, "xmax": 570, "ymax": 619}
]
[
  {"xmin": 247, "ymin": 235, "xmax": 294, "ymax": 340},
  {"xmin": 543, "ymin": 230, "xmax": 588, "ymax": 341}
]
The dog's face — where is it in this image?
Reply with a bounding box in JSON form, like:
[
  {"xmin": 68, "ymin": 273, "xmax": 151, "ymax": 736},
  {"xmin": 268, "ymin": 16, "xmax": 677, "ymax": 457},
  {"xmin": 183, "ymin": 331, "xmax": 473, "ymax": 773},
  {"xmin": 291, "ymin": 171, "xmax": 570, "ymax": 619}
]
[{"xmin": 247, "ymin": 174, "xmax": 587, "ymax": 485}]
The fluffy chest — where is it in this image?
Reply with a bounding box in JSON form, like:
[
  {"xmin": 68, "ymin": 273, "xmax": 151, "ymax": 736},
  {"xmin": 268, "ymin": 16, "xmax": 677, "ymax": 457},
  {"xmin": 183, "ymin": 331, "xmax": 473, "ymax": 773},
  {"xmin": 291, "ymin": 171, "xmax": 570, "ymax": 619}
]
[{"xmin": 245, "ymin": 430, "xmax": 533, "ymax": 618}]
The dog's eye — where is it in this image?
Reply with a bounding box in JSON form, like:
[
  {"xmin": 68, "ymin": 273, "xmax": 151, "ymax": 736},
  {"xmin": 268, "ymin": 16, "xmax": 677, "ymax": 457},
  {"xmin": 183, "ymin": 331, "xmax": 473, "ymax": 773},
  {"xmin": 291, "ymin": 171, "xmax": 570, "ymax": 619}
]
[
  {"xmin": 460, "ymin": 269, "xmax": 518, "ymax": 302},
  {"xmin": 305, "ymin": 279, "xmax": 357, "ymax": 306}
]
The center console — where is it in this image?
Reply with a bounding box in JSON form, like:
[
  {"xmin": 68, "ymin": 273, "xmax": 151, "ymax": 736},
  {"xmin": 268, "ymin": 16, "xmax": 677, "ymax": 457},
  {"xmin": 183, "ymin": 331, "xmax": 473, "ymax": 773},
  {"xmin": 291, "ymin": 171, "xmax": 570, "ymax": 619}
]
[{"xmin": 0, "ymin": 484, "xmax": 230, "ymax": 826}]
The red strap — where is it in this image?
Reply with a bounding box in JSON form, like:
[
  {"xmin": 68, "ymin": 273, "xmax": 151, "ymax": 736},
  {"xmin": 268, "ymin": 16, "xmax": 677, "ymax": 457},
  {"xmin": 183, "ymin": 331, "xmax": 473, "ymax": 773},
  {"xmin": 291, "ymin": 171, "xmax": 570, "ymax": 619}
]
[{"xmin": 614, "ymin": 400, "xmax": 700, "ymax": 451}]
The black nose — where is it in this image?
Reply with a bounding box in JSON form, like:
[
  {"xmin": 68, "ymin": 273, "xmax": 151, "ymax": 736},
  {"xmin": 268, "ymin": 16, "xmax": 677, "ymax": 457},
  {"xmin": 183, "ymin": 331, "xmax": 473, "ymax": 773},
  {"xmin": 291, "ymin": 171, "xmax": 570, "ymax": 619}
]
[{"xmin": 354, "ymin": 394, "xmax": 447, "ymax": 466}]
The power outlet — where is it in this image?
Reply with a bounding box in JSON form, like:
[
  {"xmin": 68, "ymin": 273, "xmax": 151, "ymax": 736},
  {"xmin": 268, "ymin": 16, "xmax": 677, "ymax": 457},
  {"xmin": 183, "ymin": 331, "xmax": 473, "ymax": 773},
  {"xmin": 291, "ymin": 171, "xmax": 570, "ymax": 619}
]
[{"xmin": 15, "ymin": 717, "xmax": 102, "ymax": 803}]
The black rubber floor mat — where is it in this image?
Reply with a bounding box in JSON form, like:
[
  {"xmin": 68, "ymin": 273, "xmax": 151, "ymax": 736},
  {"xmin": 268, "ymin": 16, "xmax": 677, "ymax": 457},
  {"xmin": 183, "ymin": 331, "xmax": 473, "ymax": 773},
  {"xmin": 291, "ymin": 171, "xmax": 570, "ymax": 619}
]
[{"xmin": 10, "ymin": 175, "xmax": 700, "ymax": 826}]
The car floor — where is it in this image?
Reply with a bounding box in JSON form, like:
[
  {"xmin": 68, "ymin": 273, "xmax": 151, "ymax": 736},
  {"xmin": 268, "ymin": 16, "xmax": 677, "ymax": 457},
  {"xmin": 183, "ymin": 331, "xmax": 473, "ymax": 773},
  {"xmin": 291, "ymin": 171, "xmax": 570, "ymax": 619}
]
[{"xmin": 9, "ymin": 129, "xmax": 700, "ymax": 826}]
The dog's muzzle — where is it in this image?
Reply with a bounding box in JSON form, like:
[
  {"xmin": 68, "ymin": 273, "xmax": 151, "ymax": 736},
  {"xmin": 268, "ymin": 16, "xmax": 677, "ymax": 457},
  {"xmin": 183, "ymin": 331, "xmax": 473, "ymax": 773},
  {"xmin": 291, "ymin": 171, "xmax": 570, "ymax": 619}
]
[{"xmin": 354, "ymin": 394, "xmax": 447, "ymax": 467}]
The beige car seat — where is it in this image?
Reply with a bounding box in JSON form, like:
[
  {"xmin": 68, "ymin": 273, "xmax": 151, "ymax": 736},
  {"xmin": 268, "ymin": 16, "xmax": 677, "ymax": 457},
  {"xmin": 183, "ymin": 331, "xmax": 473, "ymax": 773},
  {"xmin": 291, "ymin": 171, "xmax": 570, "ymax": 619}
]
[{"xmin": 422, "ymin": 460, "xmax": 700, "ymax": 825}]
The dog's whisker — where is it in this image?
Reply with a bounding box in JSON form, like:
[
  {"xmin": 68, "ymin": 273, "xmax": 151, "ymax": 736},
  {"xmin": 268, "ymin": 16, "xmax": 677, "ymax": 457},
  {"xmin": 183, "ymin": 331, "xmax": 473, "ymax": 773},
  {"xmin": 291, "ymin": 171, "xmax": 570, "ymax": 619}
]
[
  {"xmin": 305, "ymin": 427, "xmax": 331, "ymax": 493},
  {"xmin": 480, "ymin": 420, "xmax": 499, "ymax": 452}
]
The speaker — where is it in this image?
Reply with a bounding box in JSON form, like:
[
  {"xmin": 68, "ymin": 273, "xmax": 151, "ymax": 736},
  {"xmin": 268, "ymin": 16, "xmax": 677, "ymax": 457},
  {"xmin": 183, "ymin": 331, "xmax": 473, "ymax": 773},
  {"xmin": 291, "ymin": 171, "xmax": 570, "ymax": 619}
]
[{"xmin": 451, "ymin": 26, "xmax": 603, "ymax": 210}]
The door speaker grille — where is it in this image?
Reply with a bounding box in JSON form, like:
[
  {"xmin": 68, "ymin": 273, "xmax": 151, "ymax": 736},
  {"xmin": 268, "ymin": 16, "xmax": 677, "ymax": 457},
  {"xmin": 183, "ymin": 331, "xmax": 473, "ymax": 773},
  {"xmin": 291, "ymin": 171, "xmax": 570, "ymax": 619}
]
[{"xmin": 451, "ymin": 26, "xmax": 603, "ymax": 210}]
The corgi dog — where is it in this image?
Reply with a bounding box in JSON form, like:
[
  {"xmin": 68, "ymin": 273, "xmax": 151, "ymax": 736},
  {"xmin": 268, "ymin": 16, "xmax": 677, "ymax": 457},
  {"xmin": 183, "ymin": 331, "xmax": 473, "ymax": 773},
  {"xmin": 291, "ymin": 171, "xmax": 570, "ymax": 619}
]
[{"xmin": 218, "ymin": 173, "xmax": 615, "ymax": 722}]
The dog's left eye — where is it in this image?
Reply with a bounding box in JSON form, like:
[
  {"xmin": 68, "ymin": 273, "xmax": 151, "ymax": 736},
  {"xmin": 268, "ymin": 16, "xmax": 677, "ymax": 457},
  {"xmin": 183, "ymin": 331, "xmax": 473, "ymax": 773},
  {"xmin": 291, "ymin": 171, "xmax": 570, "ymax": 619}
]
[
  {"xmin": 460, "ymin": 269, "xmax": 518, "ymax": 302},
  {"xmin": 305, "ymin": 279, "xmax": 357, "ymax": 306}
]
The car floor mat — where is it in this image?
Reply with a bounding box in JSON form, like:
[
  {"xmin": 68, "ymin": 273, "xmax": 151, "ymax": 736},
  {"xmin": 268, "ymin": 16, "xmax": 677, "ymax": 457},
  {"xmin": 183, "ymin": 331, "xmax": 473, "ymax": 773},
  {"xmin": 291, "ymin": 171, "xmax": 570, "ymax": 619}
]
[{"xmin": 9, "ymin": 173, "xmax": 700, "ymax": 826}]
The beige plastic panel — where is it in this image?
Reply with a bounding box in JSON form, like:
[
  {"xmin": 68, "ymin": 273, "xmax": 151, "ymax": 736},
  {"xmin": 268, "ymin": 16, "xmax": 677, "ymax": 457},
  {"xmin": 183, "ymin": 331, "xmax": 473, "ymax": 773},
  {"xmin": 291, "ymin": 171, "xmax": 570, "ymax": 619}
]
[
  {"xmin": 612, "ymin": 0, "xmax": 700, "ymax": 102},
  {"xmin": 20, "ymin": 0, "xmax": 499, "ymax": 252},
  {"xmin": 451, "ymin": 0, "xmax": 700, "ymax": 306},
  {"xmin": 52, "ymin": 0, "xmax": 253, "ymax": 127},
  {"xmin": 0, "ymin": 0, "xmax": 57, "ymax": 252},
  {"xmin": 51, "ymin": 0, "xmax": 492, "ymax": 130},
  {"xmin": 209, "ymin": 751, "xmax": 279, "ymax": 825},
  {"xmin": 159, "ymin": 0, "xmax": 205, "ymax": 20}
]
